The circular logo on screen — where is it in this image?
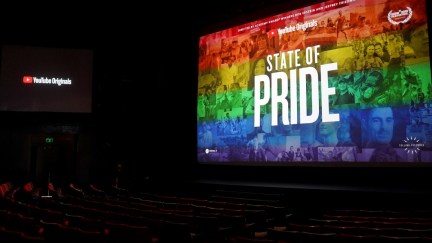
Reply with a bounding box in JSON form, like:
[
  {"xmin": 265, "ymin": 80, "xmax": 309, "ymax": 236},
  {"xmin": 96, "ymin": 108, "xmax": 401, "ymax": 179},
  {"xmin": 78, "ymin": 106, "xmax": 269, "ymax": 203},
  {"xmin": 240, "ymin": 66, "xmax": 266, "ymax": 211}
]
[
  {"xmin": 399, "ymin": 137, "xmax": 424, "ymax": 154},
  {"xmin": 204, "ymin": 148, "xmax": 217, "ymax": 154},
  {"xmin": 388, "ymin": 7, "xmax": 412, "ymax": 25}
]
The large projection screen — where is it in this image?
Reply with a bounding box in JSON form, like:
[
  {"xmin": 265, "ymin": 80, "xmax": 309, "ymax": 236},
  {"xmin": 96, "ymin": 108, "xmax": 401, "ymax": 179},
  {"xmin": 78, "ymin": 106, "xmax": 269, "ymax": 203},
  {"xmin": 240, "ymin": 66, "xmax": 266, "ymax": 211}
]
[{"xmin": 197, "ymin": 0, "xmax": 432, "ymax": 165}]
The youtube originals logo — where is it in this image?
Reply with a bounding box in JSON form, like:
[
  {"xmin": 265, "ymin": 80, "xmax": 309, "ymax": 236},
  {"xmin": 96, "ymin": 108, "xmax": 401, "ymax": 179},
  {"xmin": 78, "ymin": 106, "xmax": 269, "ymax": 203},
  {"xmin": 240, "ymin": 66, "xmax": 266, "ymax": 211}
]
[
  {"xmin": 21, "ymin": 76, "xmax": 72, "ymax": 86},
  {"xmin": 23, "ymin": 76, "xmax": 33, "ymax": 84}
]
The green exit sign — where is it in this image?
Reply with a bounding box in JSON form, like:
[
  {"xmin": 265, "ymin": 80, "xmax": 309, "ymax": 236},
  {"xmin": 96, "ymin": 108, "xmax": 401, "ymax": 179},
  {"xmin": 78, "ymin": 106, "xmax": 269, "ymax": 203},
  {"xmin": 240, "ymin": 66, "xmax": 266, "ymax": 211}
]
[{"xmin": 45, "ymin": 137, "xmax": 54, "ymax": 144}]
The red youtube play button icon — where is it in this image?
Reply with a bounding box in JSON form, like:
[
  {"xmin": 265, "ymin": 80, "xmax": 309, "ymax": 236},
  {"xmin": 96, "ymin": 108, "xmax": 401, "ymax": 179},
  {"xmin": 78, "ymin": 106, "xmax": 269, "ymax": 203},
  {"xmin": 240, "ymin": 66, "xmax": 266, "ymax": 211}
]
[{"xmin": 23, "ymin": 76, "xmax": 33, "ymax": 84}]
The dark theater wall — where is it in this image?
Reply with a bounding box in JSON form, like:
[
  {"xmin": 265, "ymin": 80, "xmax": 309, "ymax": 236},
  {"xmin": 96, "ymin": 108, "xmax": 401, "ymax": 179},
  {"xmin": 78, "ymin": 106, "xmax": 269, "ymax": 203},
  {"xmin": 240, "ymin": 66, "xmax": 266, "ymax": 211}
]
[{"xmin": 0, "ymin": 2, "xmax": 199, "ymax": 186}]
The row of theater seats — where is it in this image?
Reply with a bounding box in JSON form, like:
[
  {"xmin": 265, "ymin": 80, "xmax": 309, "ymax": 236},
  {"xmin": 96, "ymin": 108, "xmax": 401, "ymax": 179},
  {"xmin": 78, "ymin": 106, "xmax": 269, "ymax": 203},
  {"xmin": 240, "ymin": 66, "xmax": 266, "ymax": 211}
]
[
  {"xmin": 2, "ymin": 181, "xmax": 432, "ymax": 242},
  {"xmin": 0, "ymin": 182, "xmax": 291, "ymax": 242},
  {"xmin": 240, "ymin": 207, "xmax": 432, "ymax": 242}
]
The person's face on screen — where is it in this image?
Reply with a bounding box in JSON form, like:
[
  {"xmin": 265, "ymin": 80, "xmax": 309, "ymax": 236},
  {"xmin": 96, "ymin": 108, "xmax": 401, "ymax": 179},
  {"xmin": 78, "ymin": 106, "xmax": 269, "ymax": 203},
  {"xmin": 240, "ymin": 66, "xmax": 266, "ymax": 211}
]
[
  {"xmin": 409, "ymin": 23, "xmax": 429, "ymax": 58},
  {"xmin": 374, "ymin": 44, "xmax": 384, "ymax": 58},
  {"xmin": 367, "ymin": 107, "xmax": 394, "ymax": 144},
  {"xmin": 366, "ymin": 44, "xmax": 375, "ymax": 56},
  {"xmin": 256, "ymin": 35, "xmax": 268, "ymax": 50},
  {"xmin": 318, "ymin": 120, "xmax": 338, "ymax": 137},
  {"xmin": 254, "ymin": 59, "xmax": 266, "ymax": 76},
  {"xmin": 221, "ymin": 38, "xmax": 229, "ymax": 51},
  {"xmin": 337, "ymin": 80, "xmax": 348, "ymax": 92},
  {"xmin": 354, "ymin": 56, "xmax": 365, "ymax": 71}
]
